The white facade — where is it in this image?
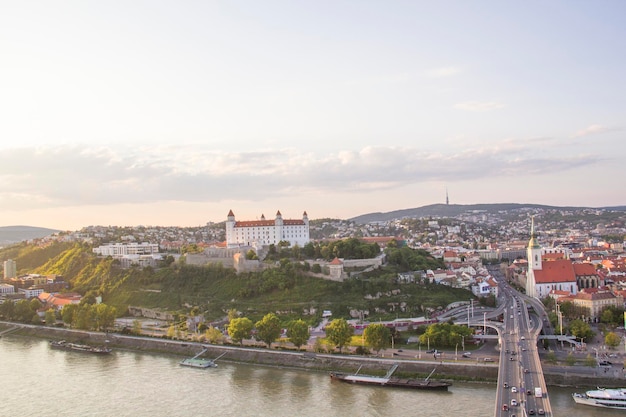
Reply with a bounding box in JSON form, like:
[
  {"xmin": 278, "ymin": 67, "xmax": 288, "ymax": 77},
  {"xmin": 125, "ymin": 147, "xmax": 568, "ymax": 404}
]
[
  {"xmin": 225, "ymin": 210, "xmax": 310, "ymax": 248},
  {"xmin": 93, "ymin": 242, "xmax": 160, "ymax": 257},
  {"xmin": 0, "ymin": 283, "xmax": 15, "ymax": 294},
  {"xmin": 19, "ymin": 288, "xmax": 44, "ymax": 298}
]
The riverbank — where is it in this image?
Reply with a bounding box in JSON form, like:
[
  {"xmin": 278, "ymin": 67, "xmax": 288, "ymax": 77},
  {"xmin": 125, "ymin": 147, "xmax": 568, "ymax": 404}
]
[
  {"xmin": 4, "ymin": 323, "xmax": 625, "ymax": 388},
  {"xmin": 4, "ymin": 323, "xmax": 495, "ymax": 382}
]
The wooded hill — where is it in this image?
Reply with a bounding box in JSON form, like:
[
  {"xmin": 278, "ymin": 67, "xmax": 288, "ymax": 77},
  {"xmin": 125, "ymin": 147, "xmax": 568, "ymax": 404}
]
[{"xmin": 1, "ymin": 241, "xmax": 471, "ymax": 324}]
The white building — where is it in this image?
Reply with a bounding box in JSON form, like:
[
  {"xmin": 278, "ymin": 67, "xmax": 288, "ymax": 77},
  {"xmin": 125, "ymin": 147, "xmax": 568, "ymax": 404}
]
[
  {"xmin": 3, "ymin": 259, "xmax": 17, "ymax": 279},
  {"xmin": 225, "ymin": 210, "xmax": 310, "ymax": 248},
  {"xmin": 0, "ymin": 283, "xmax": 15, "ymax": 294},
  {"xmin": 93, "ymin": 242, "xmax": 160, "ymax": 257},
  {"xmin": 19, "ymin": 288, "xmax": 44, "ymax": 298}
]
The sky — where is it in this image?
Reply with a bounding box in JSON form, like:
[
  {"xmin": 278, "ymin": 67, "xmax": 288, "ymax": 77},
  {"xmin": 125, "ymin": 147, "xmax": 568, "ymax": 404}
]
[{"xmin": 1, "ymin": 1, "xmax": 625, "ymax": 230}]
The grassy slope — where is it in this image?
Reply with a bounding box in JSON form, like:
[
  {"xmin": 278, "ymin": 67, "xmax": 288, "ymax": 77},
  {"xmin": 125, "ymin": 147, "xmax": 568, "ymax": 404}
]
[{"xmin": 1, "ymin": 242, "xmax": 473, "ymax": 323}]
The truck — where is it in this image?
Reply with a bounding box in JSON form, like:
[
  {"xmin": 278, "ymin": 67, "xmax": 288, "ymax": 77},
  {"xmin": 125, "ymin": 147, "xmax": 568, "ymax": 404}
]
[{"xmin": 534, "ymin": 387, "xmax": 542, "ymax": 398}]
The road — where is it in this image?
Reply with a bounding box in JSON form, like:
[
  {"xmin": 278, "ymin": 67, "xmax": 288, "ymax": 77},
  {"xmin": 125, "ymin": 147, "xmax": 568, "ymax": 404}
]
[{"xmin": 490, "ymin": 266, "xmax": 553, "ymax": 417}]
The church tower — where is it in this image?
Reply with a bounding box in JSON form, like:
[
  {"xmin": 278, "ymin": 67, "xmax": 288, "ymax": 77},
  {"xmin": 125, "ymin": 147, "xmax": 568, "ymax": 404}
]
[{"xmin": 525, "ymin": 216, "xmax": 542, "ymax": 297}]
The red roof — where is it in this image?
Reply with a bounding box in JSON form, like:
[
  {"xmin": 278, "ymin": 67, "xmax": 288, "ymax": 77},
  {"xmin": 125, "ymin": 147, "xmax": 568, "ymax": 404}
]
[
  {"xmin": 235, "ymin": 220, "xmax": 276, "ymax": 227},
  {"xmin": 543, "ymin": 253, "xmax": 565, "ymax": 261},
  {"xmin": 533, "ymin": 259, "xmax": 576, "ymax": 284},
  {"xmin": 573, "ymin": 263, "xmax": 597, "ymax": 276}
]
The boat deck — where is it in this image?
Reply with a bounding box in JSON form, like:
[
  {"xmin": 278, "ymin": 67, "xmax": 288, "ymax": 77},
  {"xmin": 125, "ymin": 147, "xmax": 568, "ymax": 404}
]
[{"xmin": 180, "ymin": 358, "xmax": 216, "ymax": 368}]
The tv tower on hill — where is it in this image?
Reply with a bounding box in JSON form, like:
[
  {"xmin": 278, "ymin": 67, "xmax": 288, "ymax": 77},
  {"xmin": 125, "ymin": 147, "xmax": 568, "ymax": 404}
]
[{"xmin": 446, "ymin": 187, "xmax": 449, "ymax": 205}]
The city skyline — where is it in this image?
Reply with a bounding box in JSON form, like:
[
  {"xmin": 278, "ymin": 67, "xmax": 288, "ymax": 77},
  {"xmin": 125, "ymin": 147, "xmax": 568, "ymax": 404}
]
[{"xmin": 1, "ymin": 2, "xmax": 625, "ymax": 230}]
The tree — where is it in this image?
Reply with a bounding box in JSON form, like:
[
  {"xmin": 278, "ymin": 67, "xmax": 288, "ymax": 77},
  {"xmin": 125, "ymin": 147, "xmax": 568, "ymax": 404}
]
[
  {"xmin": 93, "ymin": 304, "xmax": 117, "ymax": 331},
  {"xmin": 228, "ymin": 317, "xmax": 253, "ymax": 346},
  {"xmin": 605, "ymin": 332, "xmax": 621, "ymax": 349},
  {"xmin": 601, "ymin": 309, "xmax": 615, "ymax": 325},
  {"xmin": 15, "ymin": 299, "xmax": 35, "ymax": 323},
  {"xmin": 45, "ymin": 309, "xmax": 57, "ymax": 326},
  {"xmin": 287, "ymin": 319, "xmax": 310, "ymax": 350},
  {"xmin": 0, "ymin": 299, "xmax": 15, "ymax": 320},
  {"xmin": 166, "ymin": 325, "xmax": 176, "ymax": 338},
  {"xmin": 255, "ymin": 313, "xmax": 282, "ymax": 348},
  {"xmin": 568, "ymin": 319, "xmax": 593, "ymax": 341},
  {"xmin": 132, "ymin": 319, "xmax": 143, "ymax": 335},
  {"xmin": 364, "ymin": 323, "xmax": 391, "ymax": 354},
  {"xmin": 325, "ymin": 318, "xmax": 354, "ymax": 353},
  {"xmin": 31, "ymin": 313, "xmax": 42, "ymax": 325},
  {"xmin": 61, "ymin": 304, "xmax": 78, "ymax": 327},
  {"xmin": 205, "ymin": 326, "xmax": 225, "ymax": 344},
  {"xmin": 227, "ymin": 309, "xmax": 239, "ymax": 321}
]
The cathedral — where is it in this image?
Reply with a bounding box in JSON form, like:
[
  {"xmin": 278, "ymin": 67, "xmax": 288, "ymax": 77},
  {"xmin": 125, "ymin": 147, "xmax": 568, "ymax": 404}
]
[
  {"xmin": 225, "ymin": 210, "xmax": 310, "ymax": 248},
  {"xmin": 525, "ymin": 217, "xmax": 580, "ymax": 298}
]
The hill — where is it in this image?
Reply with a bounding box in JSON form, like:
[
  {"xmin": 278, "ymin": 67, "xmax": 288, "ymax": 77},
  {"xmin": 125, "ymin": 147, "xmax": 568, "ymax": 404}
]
[
  {"xmin": 0, "ymin": 241, "xmax": 465, "ymax": 323},
  {"xmin": 0, "ymin": 226, "xmax": 61, "ymax": 246},
  {"xmin": 348, "ymin": 203, "xmax": 626, "ymax": 224}
]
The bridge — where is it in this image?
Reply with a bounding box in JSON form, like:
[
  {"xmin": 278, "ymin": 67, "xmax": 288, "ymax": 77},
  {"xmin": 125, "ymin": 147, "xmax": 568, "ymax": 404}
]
[{"xmin": 491, "ymin": 270, "xmax": 553, "ymax": 417}]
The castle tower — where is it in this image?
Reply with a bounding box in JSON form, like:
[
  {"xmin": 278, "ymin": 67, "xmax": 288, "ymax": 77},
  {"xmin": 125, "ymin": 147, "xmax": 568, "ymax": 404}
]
[
  {"xmin": 275, "ymin": 210, "xmax": 283, "ymax": 241},
  {"xmin": 225, "ymin": 210, "xmax": 236, "ymax": 247}
]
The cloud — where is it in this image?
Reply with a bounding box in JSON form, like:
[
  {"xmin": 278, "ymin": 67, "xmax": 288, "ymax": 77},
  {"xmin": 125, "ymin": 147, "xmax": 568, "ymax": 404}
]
[
  {"xmin": 426, "ymin": 66, "xmax": 462, "ymax": 78},
  {"xmin": 454, "ymin": 101, "xmax": 505, "ymax": 112},
  {"xmin": 571, "ymin": 124, "xmax": 613, "ymax": 138},
  {"xmin": 0, "ymin": 143, "xmax": 605, "ymax": 212}
]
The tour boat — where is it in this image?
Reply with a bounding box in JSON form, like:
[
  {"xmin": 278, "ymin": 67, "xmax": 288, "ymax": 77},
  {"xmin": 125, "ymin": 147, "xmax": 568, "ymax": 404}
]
[{"xmin": 573, "ymin": 388, "xmax": 626, "ymax": 410}]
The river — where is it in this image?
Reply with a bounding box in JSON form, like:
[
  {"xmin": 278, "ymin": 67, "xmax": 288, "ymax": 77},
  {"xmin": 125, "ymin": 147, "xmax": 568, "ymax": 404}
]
[{"xmin": 0, "ymin": 335, "xmax": 621, "ymax": 417}]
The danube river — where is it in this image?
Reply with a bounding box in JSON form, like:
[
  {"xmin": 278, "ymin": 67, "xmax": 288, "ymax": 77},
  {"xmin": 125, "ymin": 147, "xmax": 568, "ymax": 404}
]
[{"xmin": 0, "ymin": 335, "xmax": 620, "ymax": 417}]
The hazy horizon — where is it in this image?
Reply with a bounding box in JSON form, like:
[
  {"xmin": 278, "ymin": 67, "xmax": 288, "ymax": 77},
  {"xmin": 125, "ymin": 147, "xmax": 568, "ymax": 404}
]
[{"xmin": 2, "ymin": 2, "xmax": 625, "ymax": 230}]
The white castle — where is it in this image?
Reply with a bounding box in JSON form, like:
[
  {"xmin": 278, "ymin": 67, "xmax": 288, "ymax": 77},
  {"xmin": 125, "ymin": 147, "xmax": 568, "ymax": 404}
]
[{"xmin": 225, "ymin": 210, "xmax": 310, "ymax": 248}]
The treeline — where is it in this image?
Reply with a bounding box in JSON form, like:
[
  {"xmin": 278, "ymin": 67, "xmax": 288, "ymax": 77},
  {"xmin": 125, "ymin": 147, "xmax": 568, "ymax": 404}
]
[
  {"xmin": 418, "ymin": 322, "xmax": 474, "ymax": 347},
  {"xmin": 384, "ymin": 246, "xmax": 445, "ymax": 271},
  {"xmin": 263, "ymin": 238, "xmax": 381, "ymax": 262},
  {"xmin": 0, "ymin": 298, "xmax": 116, "ymax": 331}
]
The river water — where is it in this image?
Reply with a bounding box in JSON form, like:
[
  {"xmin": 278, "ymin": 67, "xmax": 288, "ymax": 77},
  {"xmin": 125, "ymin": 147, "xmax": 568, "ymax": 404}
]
[{"xmin": 0, "ymin": 335, "xmax": 621, "ymax": 417}]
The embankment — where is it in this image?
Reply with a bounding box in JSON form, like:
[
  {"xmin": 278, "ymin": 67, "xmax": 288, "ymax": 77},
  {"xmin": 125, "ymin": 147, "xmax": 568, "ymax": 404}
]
[
  {"xmin": 7, "ymin": 324, "xmax": 623, "ymax": 388},
  {"xmin": 9, "ymin": 324, "xmax": 496, "ymax": 382}
]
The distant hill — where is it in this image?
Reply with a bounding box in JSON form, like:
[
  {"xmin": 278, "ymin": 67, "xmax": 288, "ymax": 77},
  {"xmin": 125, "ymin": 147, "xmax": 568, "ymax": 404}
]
[
  {"xmin": 348, "ymin": 203, "xmax": 626, "ymax": 224},
  {"xmin": 0, "ymin": 226, "xmax": 61, "ymax": 245}
]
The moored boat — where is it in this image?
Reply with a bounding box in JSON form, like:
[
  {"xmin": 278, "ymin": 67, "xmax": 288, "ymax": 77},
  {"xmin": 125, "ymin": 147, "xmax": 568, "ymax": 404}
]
[
  {"xmin": 330, "ymin": 364, "xmax": 451, "ymax": 391},
  {"xmin": 573, "ymin": 388, "xmax": 626, "ymax": 410},
  {"xmin": 49, "ymin": 340, "xmax": 112, "ymax": 354}
]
